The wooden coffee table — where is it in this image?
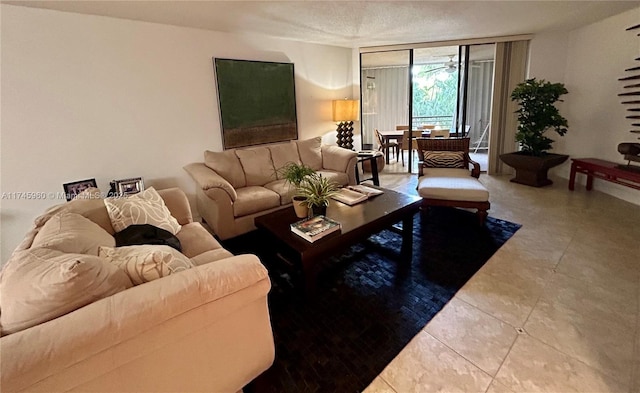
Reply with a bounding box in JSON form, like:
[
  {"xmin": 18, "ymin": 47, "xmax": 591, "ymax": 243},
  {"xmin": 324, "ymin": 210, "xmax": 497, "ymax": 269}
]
[{"xmin": 254, "ymin": 187, "xmax": 421, "ymax": 294}]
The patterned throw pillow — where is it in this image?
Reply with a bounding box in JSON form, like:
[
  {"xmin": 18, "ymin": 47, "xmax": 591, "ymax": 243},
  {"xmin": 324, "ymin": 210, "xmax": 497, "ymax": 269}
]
[
  {"xmin": 99, "ymin": 245, "xmax": 194, "ymax": 285},
  {"xmin": 423, "ymin": 151, "xmax": 465, "ymax": 168},
  {"xmin": 104, "ymin": 187, "xmax": 181, "ymax": 235}
]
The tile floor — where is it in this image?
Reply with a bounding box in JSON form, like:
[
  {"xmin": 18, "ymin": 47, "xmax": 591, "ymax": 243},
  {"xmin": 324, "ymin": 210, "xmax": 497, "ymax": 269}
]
[{"xmin": 361, "ymin": 167, "xmax": 640, "ymax": 393}]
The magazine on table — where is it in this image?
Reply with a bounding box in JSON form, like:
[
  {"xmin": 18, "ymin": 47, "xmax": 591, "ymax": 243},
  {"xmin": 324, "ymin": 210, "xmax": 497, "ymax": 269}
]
[{"xmin": 290, "ymin": 215, "xmax": 341, "ymax": 242}]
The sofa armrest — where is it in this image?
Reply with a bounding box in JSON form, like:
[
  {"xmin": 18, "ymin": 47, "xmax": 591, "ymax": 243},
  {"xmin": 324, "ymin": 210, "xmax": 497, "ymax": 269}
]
[
  {"xmin": 321, "ymin": 145, "xmax": 358, "ymax": 173},
  {"xmin": 184, "ymin": 163, "xmax": 238, "ymax": 202},
  {"xmin": 158, "ymin": 187, "xmax": 193, "ymax": 225},
  {"xmin": 1, "ymin": 254, "xmax": 273, "ymax": 393}
]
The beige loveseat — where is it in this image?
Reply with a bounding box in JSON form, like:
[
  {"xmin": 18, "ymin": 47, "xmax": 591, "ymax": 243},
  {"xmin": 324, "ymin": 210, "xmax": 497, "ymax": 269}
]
[
  {"xmin": 0, "ymin": 188, "xmax": 274, "ymax": 393},
  {"xmin": 184, "ymin": 137, "xmax": 358, "ymax": 240}
]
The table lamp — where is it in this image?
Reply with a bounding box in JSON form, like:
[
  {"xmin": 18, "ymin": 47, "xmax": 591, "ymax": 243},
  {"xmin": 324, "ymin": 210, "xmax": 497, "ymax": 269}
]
[{"xmin": 332, "ymin": 99, "xmax": 359, "ymax": 150}]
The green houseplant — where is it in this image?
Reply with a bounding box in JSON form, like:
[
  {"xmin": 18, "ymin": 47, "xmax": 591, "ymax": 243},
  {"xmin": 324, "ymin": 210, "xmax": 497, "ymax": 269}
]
[
  {"xmin": 296, "ymin": 173, "xmax": 339, "ymax": 216},
  {"xmin": 278, "ymin": 162, "xmax": 316, "ymax": 218},
  {"xmin": 499, "ymin": 78, "xmax": 570, "ymax": 187}
]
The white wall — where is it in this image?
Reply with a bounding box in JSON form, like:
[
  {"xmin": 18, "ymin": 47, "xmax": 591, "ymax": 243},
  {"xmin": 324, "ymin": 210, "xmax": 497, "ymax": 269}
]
[
  {"xmin": 0, "ymin": 5, "xmax": 353, "ymax": 262},
  {"xmin": 529, "ymin": 7, "xmax": 640, "ymax": 205}
]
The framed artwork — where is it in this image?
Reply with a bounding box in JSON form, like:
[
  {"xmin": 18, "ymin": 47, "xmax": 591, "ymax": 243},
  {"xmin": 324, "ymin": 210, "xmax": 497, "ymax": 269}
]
[
  {"xmin": 214, "ymin": 58, "xmax": 298, "ymax": 149},
  {"xmin": 111, "ymin": 177, "xmax": 144, "ymax": 196},
  {"xmin": 63, "ymin": 178, "xmax": 98, "ymax": 201}
]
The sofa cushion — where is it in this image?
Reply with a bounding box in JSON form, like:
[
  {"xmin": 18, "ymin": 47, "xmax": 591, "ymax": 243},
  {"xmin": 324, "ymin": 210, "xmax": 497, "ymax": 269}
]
[
  {"xmin": 0, "ymin": 247, "xmax": 133, "ymax": 335},
  {"xmin": 234, "ymin": 186, "xmax": 280, "ymax": 217},
  {"xmin": 176, "ymin": 222, "xmax": 225, "ymax": 258},
  {"xmin": 31, "ymin": 212, "xmax": 116, "ymax": 256},
  {"xmin": 204, "ymin": 150, "xmax": 246, "ymax": 189},
  {"xmin": 264, "ymin": 179, "xmax": 294, "ymax": 205},
  {"xmin": 99, "ymin": 245, "xmax": 194, "ymax": 285},
  {"xmin": 423, "ymin": 151, "xmax": 465, "ymax": 168},
  {"xmin": 235, "ymin": 147, "xmax": 277, "ymax": 186},
  {"xmin": 269, "ymin": 142, "xmax": 302, "ymax": 179},
  {"xmin": 297, "ymin": 137, "xmax": 323, "ymax": 171},
  {"xmin": 105, "ymin": 187, "xmax": 181, "ymax": 235},
  {"xmin": 417, "ymin": 168, "xmax": 489, "ymax": 202},
  {"xmin": 190, "ymin": 249, "xmax": 235, "ymax": 266}
]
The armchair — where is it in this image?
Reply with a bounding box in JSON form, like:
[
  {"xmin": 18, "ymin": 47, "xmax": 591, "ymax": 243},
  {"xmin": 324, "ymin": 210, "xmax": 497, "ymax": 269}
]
[{"xmin": 416, "ymin": 137, "xmax": 490, "ymax": 225}]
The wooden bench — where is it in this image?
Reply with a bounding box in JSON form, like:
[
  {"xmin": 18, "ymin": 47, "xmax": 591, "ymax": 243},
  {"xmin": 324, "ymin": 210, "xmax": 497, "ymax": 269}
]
[{"xmin": 569, "ymin": 158, "xmax": 640, "ymax": 191}]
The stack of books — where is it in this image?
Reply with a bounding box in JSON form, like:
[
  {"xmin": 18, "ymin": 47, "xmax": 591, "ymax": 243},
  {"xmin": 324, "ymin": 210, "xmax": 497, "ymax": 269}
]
[
  {"xmin": 331, "ymin": 185, "xmax": 384, "ymax": 206},
  {"xmin": 290, "ymin": 215, "xmax": 341, "ymax": 242}
]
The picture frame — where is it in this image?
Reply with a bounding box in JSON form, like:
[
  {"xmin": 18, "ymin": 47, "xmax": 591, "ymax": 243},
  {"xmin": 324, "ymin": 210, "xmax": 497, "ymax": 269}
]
[
  {"xmin": 111, "ymin": 177, "xmax": 144, "ymax": 196},
  {"xmin": 214, "ymin": 58, "xmax": 298, "ymax": 149},
  {"xmin": 63, "ymin": 178, "xmax": 98, "ymax": 201}
]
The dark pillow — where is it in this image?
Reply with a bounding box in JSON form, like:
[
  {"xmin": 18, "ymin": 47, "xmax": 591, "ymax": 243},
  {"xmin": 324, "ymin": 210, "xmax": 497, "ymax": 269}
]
[
  {"xmin": 114, "ymin": 224, "xmax": 181, "ymax": 252},
  {"xmin": 423, "ymin": 151, "xmax": 465, "ymax": 168}
]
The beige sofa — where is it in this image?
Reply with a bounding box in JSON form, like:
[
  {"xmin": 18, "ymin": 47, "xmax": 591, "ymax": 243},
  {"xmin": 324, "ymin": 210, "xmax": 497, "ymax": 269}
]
[
  {"xmin": 0, "ymin": 188, "xmax": 274, "ymax": 393},
  {"xmin": 184, "ymin": 137, "xmax": 358, "ymax": 240}
]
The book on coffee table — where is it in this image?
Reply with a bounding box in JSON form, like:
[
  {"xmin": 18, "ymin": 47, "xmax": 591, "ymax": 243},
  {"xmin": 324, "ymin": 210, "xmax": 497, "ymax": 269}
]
[
  {"xmin": 332, "ymin": 187, "xmax": 368, "ymax": 205},
  {"xmin": 346, "ymin": 184, "xmax": 384, "ymax": 197},
  {"xmin": 290, "ymin": 215, "xmax": 341, "ymax": 242}
]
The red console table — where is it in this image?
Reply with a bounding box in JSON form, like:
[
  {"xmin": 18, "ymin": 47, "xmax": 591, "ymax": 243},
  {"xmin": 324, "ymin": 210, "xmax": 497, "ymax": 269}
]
[{"xmin": 569, "ymin": 158, "xmax": 640, "ymax": 191}]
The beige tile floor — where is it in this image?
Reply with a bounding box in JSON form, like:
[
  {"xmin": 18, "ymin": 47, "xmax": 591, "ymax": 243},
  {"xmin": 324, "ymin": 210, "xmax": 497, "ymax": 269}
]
[{"xmin": 361, "ymin": 161, "xmax": 640, "ymax": 393}]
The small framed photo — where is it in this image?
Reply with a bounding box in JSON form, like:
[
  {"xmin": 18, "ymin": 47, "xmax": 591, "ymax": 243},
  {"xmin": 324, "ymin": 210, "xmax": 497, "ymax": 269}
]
[
  {"xmin": 112, "ymin": 177, "xmax": 144, "ymax": 196},
  {"xmin": 63, "ymin": 178, "xmax": 98, "ymax": 201}
]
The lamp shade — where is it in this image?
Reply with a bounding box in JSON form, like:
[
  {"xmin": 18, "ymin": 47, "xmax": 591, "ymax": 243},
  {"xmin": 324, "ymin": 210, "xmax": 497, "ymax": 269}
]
[{"xmin": 332, "ymin": 99, "xmax": 359, "ymax": 122}]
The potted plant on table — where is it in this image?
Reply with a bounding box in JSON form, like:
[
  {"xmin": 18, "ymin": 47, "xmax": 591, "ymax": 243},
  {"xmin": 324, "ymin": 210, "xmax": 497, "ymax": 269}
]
[
  {"xmin": 278, "ymin": 162, "xmax": 316, "ymax": 218},
  {"xmin": 296, "ymin": 173, "xmax": 339, "ymax": 217},
  {"xmin": 499, "ymin": 78, "xmax": 570, "ymax": 187}
]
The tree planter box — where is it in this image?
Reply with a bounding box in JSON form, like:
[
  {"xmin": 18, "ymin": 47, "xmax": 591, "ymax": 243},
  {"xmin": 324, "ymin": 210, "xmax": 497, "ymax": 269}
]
[{"xmin": 500, "ymin": 152, "xmax": 569, "ymax": 187}]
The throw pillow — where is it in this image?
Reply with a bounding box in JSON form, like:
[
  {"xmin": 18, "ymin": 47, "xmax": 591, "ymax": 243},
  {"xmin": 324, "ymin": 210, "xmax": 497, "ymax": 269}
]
[
  {"xmin": 269, "ymin": 142, "xmax": 302, "ymax": 179},
  {"xmin": 0, "ymin": 247, "xmax": 133, "ymax": 335},
  {"xmin": 423, "ymin": 151, "xmax": 465, "ymax": 168},
  {"xmin": 204, "ymin": 149, "xmax": 247, "ymax": 189},
  {"xmin": 99, "ymin": 245, "xmax": 194, "ymax": 285},
  {"xmin": 114, "ymin": 224, "xmax": 182, "ymax": 252},
  {"xmin": 297, "ymin": 137, "xmax": 323, "ymax": 171},
  {"xmin": 235, "ymin": 147, "xmax": 277, "ymax": 186},
  {"xmin": 31, "ymin": 212, "xmax": 116, "ymax": 256},
  {"xmin": 104, "ymin": 187, "xmax": 181, "ymax": 235}
]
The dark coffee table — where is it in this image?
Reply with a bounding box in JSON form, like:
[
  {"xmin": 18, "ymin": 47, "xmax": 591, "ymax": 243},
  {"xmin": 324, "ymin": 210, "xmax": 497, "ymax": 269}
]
[{"xmin": 254, "ymin": 187, "xmax": 421, "ymax": 294}]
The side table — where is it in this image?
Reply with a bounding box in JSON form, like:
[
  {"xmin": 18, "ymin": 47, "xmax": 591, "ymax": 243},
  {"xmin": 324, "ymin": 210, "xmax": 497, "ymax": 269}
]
[{"xmin": 354, "ymin": 152, "xmax": 381, "ymax": 186}]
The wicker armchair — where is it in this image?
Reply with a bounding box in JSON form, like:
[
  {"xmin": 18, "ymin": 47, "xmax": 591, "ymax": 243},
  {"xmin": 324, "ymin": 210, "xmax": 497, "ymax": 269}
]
[{"xmin": 415, "ymin": 137, "xmax": 490, "ymax": 225}]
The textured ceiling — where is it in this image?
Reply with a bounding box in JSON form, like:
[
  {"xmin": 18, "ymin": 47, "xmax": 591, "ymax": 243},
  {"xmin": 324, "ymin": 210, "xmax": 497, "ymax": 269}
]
[{"xmin": 4, "ymin": 1, "xmax": 639, "ymax": 48}]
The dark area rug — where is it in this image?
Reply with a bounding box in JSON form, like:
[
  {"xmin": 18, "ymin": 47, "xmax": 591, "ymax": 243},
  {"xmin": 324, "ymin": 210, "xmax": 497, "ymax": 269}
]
[{"xmin": 223, "ymin": 207, "xmax": 521, "ymax": 393}]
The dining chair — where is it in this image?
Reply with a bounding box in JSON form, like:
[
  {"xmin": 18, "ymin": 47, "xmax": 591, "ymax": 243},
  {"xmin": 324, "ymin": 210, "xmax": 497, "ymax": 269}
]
[
  {"xmin": 400, "ymin": 130, "xmax": 422, "ymax": 166},
  {"xmin": 430, "ymin": 129, "xmax": 450, "ymax": 138},
  {"xmin": 374, "ymin": 129, "xmax": 400, "ymax": 163}
]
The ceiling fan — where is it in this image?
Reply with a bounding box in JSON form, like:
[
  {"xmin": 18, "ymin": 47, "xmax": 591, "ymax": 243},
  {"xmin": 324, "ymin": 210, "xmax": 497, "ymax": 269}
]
[
  {"xmin": 443, "ymin": 55, "xmax": 457, "ymax": 73},
  {"xmin": 423, "ymin": 55, "xmax": 457, "ymax": 74}
]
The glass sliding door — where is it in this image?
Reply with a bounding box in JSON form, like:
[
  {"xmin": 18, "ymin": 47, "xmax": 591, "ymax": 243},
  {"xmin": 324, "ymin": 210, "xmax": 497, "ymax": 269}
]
[
  {"xmin": 360, "ymin": 43, "xmax": 497, "ymax": 173},
  {"xmin": 462, "ymin": 44, "xmax": 495, "ymax": 171},
  {"xmin": 412, "ymin": 46, "xmax": 459, "ymax": 132},
  {"xmin": 360, "ymin": 51, "xmax": 411, "ymax": 152}
]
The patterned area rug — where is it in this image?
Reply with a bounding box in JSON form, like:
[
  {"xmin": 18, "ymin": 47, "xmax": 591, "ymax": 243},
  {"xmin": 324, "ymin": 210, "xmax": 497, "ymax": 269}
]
[{"xmin": 223, "ymin": 207, "xmax": 521, "ymax": 393}]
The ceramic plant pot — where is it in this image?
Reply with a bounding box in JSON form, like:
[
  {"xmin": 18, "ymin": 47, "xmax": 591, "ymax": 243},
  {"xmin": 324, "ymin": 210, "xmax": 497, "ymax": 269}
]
[{"xmin": 292, "ymin": 196, "xmax": 309, "ymax": 218}]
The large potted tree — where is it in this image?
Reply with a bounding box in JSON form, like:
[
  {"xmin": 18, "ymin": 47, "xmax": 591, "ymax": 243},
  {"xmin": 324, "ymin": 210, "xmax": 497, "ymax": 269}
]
[{"xmin": 499, "ymin": 78, "xmax": 569, "ymax": 187}]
